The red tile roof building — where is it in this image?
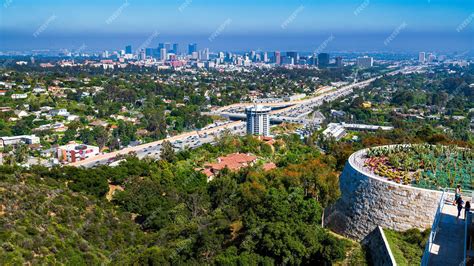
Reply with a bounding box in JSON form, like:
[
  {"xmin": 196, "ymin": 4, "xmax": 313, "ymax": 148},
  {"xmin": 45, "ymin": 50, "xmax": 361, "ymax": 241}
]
[{"xmin": 202, "ymin": 153, "xmax": 257, "ymax": 180}]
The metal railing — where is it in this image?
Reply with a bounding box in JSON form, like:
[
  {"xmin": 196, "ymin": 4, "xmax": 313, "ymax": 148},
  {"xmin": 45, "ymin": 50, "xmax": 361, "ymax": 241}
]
[
  {"xmin": 463, "ymin": 190, "xmax": 473, "ymax": 266},
  {"xmin": 421, "ymin": 188, "xmax": 447, "ymax": 266},
  {"xmin": 464, "ymin": 210, "xmax": 471, "ymax": 266}
]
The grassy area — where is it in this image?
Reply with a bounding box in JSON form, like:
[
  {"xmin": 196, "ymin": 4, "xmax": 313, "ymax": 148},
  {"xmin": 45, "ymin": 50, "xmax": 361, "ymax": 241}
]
[
  {"xmin": 329, "ymin": 231, "xmax": 370, "ymax": 266},
  {"xmin": 383, "ymin": 228, "xmax": 430, "ymax": 265}
]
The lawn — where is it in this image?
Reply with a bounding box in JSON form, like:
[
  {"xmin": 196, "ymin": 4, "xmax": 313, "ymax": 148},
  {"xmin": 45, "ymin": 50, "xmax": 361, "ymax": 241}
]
[{"xmin": 383, "ymin": 228, "xmax": 429, "ymax": 265}]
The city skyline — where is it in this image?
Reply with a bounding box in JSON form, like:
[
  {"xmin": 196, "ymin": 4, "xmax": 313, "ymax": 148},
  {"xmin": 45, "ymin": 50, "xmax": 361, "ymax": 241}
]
[{"xmin": 1, "ymin": 0, "xmax": 473, "ymax": 52}]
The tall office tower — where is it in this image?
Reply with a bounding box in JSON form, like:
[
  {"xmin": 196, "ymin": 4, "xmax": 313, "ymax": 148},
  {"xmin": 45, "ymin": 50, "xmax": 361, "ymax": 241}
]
[
  {"xmin": 145, "ymin": 48, "xmax": 154, "ymax": 57},
  {"xmin": 172, "ymin": 43, "xmax": 179, "ymax": 54},
  {"xmin": 102, "ymin": 50, "xmax": 109, "ymax": 58},
  {"xmin": 263, "ymin": 52, "xmax": 268, "ymax": 62},
  {"xmin": 274, "ymin": 51, "xmax": 281, "ymax": 65},
  {"xmin": 152, "ymin": 48, "xmax": 160, "ymax": 58},
  {"xmin": 225, "ymin": 52, "xmax": 233, "ymax": 62},
  {"xmin": 201, "ymin": 48, "xmax": 209, "ymax": 60},
  {"xmin": 318, "ymin": 53, "xmax": 330, "ymax": 68},
  {"xmin": 164, "ymin": 43, "xmax": 171, "ymax": 52},
  {"xmin": 139, "ymin": 50, "xmax": 146, "ymax": 60},
  {"xmin": 356, "ymin": 56, "xmax": 373, "ymax": 68},
  {"xmin": 160, "ymin": 48, "xmax": 167, "ymax": 61},
  {"xmin": 309, "ymin": 53, "xmax": 318, "ymax": 65},
  {"xmin": 286, "ymin": 51, "xmax": 299, "ymax": 61},
  {"xmin": 125, "ymin": 45, "xmax": 132, "ymax": 54},
  {"xmin": 158, "ymin": 43, "xmax": 165, "ymax": 50},
  {"xmin": 419, "ymin": 52, "xmax": 426, "ymax": 64},
  {"xmin": 281, "ymin": 56, "xmax": 294, "ymax": 65},
  {"xmin": 245, "ymin": 105, "xmax": 271, "ymax": 136},
  {"xmin": 250, "ymin": 50, "xmax": 256, "ymax": 61},
  {"xmin": 335, "ymin": 56, "xmax": 343, "ymax": 67},
  {"xmin": 191, "ymin": 51, "xmax": 199, "ymax": 59},
  {"xmin": 188, "ymin": 43, "xmax": 197, "ymax": 55},
  {"xmin": 218, "ymin": 52, "xmax": 225, "ymax": 59},
  {"xmin": 427, "ymin": 53, "xmax": 436, "ymax": 63}
]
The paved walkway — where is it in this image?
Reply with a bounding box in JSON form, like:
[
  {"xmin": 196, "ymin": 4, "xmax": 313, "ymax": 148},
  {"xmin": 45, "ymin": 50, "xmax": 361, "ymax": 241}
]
[{"xmin": 428, "ymin": 202, "xmax": 465, "ymax": 266}]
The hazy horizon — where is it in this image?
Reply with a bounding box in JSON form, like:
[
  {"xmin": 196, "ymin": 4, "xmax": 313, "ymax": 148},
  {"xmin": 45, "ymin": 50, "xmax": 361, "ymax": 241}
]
[{"xmin": 1, "ymin": 0, "xmax": 473, "ymax": 52}]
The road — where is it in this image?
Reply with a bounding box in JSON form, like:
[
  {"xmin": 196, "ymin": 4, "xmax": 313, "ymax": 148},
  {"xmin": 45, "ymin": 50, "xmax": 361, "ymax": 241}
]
[
  {"xmin": 70, "ymin": 121, "xmax": 246, "ymax": 167},
  {"xmin": 70, "ymin": 65, "xmax": 424, "ymax": 168}
]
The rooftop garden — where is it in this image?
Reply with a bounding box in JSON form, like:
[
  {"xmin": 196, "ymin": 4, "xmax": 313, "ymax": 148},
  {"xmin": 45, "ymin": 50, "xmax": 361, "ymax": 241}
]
[{"xmin": 363, "ymin": 144, "xmax": 474, "ymax": 190}]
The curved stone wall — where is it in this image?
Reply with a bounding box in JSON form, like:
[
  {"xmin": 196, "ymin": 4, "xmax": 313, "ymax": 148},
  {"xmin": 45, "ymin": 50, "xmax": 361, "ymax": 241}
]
[{"xmin": 324, "ymin": 148, "xmax": 444, "ymax": 240}]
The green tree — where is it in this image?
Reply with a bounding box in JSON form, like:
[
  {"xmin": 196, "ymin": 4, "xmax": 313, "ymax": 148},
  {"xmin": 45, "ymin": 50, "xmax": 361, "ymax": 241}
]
[{"xmin": 160, "ymin": 140, "xmax": 176, "ymax": 163}]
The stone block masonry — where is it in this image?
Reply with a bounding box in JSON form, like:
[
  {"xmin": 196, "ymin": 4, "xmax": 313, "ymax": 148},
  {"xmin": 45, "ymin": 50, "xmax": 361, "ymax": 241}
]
[{"xmin": 324, "ymin": 149, "xmax": 443, "ymax": 240}]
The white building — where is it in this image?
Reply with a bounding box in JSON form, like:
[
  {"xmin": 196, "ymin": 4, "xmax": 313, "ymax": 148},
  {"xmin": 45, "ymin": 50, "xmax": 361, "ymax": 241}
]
[
  {"xmin": 11, "ymin": 94, "xmax": 28, "ymax": 99},
  {"xmin": 322, "ymin": 122, "xmax": 394, "ymax": 140},
  {"xmin": 33, "ymin": 87, "xmax": 46, "ymax": 93},
  {"xmin": 322, "ymin": 123, "xmax": 346, "ymax": 140},
  {"xmin": 0, "ymin": 135, "xmax": 40, "ymax": 147},
  {"xmin": 160, "ymin": 48, "xmax": 167, "ymax": 61},
  {"xmin": 356, "ymin": 56, "xmax": 373, "ymax": 68},
  {"xmin": 246, "ymin": 105, "xmax": 271, "ymax": 136},
  {"xmin": 49, "ymin": 109, "xmax": 70, "ymax": 117},
  {"xmin": 56, "ymin": 143, "xmax": 100, "ymax": 163},
  {"xmin": 14, "ymin": 110, "xmax": 29, "ymax": 118}
]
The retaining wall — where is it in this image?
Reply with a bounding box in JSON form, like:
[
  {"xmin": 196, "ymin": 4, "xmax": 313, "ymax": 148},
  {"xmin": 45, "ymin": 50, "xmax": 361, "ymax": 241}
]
[
  {"xmin": 364, "ymin": 226, "xmax": 396, "ymax": 266},
  {"xmin": 324, "ymin": 149, "xmax": 444, "ymax": 240}
]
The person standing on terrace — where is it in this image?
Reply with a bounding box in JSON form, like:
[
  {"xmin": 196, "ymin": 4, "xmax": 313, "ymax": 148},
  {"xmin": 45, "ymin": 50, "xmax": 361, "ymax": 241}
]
[
  {"xmin": 454, "ymin": 184, "xmax": 461, "ymax": 205},
  {"xmin": 456, "ymin": 196, "xmax": 464, "ymax": 219}
]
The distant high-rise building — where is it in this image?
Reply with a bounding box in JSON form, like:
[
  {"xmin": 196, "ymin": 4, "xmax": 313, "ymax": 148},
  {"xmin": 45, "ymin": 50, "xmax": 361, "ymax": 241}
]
[
  {"xmin": 172, "ymin": 43, "xmax": 179, "ymax": 54},
  {"xmin": 274, "ymin": 51, "xmax": 281, "ymax": 65},
  {"xmin": 164, "ymin": 43, "xmax": 171, "ymax": 52},
  {"xmin": 318, "ymin": 53, "xmax": 330, "ymax": 68},
  {"xmin": 286, "ymin": 51, "xmax": 299, "ymax": 61},
  {"xmin": 246, "ymin": 105, "xmax": 271, "ymax": 136},
  {"xmin": 102, "ymin": 50, "xmax": 109, "ymax": 58},
  {"xmin": 263, "ymin": 52, "xmax": 268, "ymax": 62},
  {"xmin": 250, "ymin": 50, "xmax": 256, "ymax": 61},
  {"xmin": 427, "ymin": 53, "xmax": 436, "ymax": 63},
  {"xmin": 139, "ymin": 50, "xmax": 146, "ymax": 60},
  {"xmin": 356, "ymin": 56, "xmax": 373, "ymax": 68},
  {"xmin": 160, "ymin": 48, "xmax": 167, "ymax": 61},
  {"xmin": 200, "ymin": 48, "xmax": 209, "ymax": 60},
  {"xmin": 152, "ymin": 48, "xmax": 160, "ymax": 58},
  {"xmin": 145, "ymin": 48, "xmax": 154, "ymax": 57},
  {"xmin": 309, "ymin": 53, "xmax": 318, "ymax": 66},
  {"xmin": 125, "ymin": 45, "xmax": 132, "ymax": 54},
  {"xmin": 419, "ymin": 52, "xmax": 426, "ymax": 64},
  {"xmin": 281, "ymin": 56, "xmax": 294, "ymax": 65},
  {"xmin": 158, "ymin": 43, "xmax": 165, "ymax": 50},
  {"xmin": 335, "ymin": 56, "xmax": 343, "ymax": 67},
  {"xmin": 188, "ymin": 43, "xmax": 197, "ymax": 55}
]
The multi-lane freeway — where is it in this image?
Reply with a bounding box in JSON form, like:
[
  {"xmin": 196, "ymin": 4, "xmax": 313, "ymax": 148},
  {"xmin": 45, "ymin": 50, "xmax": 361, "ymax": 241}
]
[
  {"xmin": 70, "ymin": 65, "xmax": 425, "ymax": 168},
  {"xmin": 70, "ymin": 121, "xmax": 246, "ymax": 167}
]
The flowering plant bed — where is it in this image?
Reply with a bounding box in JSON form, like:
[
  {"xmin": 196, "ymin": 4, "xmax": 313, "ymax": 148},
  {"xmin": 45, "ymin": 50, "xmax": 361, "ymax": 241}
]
[{"xmin": 363, "ymin": 144, "xmax": 474, "ymax": 190}]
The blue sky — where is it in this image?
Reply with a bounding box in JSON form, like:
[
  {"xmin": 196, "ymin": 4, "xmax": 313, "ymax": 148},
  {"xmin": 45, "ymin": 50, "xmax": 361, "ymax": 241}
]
[{"xmin": 0, "ymin": 0, "xmax": 473, "ymax": 51}]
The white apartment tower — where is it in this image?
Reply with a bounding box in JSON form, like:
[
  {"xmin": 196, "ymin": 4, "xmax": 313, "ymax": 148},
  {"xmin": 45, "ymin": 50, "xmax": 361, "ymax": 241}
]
[
  {"xmin": 246, "ymin": 105, "xmax": 271, "ymax": 136},
  {"xmin": 160, "ymin": 48, "xmax": 167, "ymax": 61}
]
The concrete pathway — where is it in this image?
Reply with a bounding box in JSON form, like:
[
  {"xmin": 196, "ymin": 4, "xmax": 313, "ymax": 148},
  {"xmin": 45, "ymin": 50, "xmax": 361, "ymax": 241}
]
[{"xmin": 428, "ymin": 203, "xmax": 465, "ymax": 266}]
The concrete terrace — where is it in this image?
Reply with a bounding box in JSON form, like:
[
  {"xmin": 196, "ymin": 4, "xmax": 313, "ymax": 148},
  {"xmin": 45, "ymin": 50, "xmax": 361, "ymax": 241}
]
[{"xmin": 428, "ymin": 202, "xmax": 465, "ymax": 266}]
